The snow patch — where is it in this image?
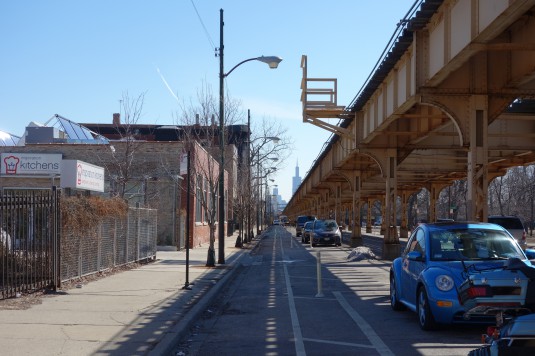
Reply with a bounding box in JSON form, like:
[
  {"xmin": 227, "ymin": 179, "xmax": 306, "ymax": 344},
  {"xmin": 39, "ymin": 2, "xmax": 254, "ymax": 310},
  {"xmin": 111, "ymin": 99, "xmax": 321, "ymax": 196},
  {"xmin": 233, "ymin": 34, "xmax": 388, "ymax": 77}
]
[{"xmin": 347, "ymin": 246, "xmax": 376, "ymax": 261}]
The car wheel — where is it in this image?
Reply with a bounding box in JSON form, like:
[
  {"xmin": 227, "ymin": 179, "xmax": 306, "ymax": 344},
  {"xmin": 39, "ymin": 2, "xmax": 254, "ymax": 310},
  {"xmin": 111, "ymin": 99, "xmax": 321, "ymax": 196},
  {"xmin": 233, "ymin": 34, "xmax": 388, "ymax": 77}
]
[
  {"xmin": 390, "ymin": 274, "xmax": 405, "ymax": 311},
  {"xmin": 417, "ymin": 287, "xmax": 437, "ymax": 330}
]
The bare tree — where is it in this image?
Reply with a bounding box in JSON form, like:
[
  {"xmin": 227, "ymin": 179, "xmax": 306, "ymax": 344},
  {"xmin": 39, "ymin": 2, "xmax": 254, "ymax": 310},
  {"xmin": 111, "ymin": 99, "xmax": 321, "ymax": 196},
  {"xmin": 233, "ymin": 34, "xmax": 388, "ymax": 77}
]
[
  {"xmin": 489, "ymin": 165, "xmax": 535, "ymax": 233},
  {"xmin": 523, "ymin": 166, "xmax": 535, "ymax": 235},
  {"xmin": 489, "ymin": 175, "xmax": 510, "ymax": 215},
  {"xmin": 232, "ymin": 162, "xmax": 251, "ymax": 246},
  {"xmin": 435, "ymin": 180, "xmax": 467, "ymax": 220},
  {"xmin": 247, "ymin": 116, "xmax": 293, "ymax": 235},
  {"xmin": 174, "ymin": 82, "xmax": 244, "ymax": 266},
  {"xmin": 174, "ymin": 81, "xmax": 293, "ymax": 265},
  {"xmin": 250, "ymin": 117, "xmax": 292, "ymax": 169},
  {"xmin": 409, "ymin": 164, "xmax": 535, "ymax": 229},
  {"xmin": 103, "ymin": 91, "xmax": 148, "ymax": 201}
]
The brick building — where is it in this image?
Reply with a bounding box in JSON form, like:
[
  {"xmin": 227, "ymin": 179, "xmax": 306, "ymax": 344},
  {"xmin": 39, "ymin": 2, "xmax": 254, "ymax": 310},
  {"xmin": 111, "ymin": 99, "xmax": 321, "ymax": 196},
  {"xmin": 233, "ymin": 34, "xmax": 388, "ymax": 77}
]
[{"xmin": 0, "ymin": 114, "xmax": 249, "ymax": 250}]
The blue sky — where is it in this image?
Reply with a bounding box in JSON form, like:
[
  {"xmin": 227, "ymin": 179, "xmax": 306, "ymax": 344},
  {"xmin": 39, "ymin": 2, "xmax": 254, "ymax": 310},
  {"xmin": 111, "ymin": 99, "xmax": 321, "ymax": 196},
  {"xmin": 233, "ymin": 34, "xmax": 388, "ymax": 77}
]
[{"xmin": 0, "ymin": 0, "xmax": 415, "ymax": 201}]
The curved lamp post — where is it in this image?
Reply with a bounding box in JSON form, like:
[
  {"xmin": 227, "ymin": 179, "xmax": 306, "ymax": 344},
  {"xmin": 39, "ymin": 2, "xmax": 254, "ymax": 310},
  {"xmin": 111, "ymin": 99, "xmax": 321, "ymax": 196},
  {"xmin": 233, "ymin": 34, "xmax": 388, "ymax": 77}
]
[{"xmin": 218, "ymin": 8, "xmax": 282, "ymax": 264}]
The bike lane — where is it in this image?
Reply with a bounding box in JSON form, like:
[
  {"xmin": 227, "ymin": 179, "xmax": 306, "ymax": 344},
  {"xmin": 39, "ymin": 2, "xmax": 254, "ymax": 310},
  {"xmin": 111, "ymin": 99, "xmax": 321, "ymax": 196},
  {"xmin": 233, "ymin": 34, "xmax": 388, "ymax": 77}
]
[
  {"xmin": 281, "ymin": 226, "xmax": 481, "ymax": 356},
  {"xmin": 276, "ymin": 227, "xmax": 394, "ymax": 356}
]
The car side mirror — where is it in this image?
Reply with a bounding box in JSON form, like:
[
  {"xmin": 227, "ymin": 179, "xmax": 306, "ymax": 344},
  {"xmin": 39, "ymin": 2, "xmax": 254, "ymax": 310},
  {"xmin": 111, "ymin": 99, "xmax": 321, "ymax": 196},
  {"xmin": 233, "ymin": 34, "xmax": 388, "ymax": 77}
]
[{"xmin": 407, "ymin": 251, "xmax": 424, "ymax": 261}]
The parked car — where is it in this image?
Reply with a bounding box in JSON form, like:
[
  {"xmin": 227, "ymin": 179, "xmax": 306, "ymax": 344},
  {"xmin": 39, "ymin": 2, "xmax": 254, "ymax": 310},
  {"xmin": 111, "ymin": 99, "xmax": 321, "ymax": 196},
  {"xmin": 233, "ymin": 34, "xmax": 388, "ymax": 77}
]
[
  {"xmin": 302, "ymin": 221, "xmax": 313, "ymax": 243},
  {"xmin": 389, "ymin": 221, "xmax": 534, "ymax": 330},
  {"xmin": 296, "ymin": 215, "xmax": 316, "ymax": 237},
  {"xmin": 488, "ymin": 215, "xmax": 527, "ymax": 248},
  {"xmin": 310, "ymin": 219, "xmax": 341, "ymax": 247},
  {"xmin": 273, "ymin": 219, "xmax": 280, "ymax": 225}
]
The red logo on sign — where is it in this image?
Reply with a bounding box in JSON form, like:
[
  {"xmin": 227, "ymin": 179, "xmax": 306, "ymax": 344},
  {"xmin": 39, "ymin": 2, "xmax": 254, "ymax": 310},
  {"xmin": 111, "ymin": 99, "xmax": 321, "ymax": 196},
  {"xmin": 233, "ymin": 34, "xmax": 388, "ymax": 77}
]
[{"xmin": 3, "ymin": 156, "xmax": 20, "ymax": 174}]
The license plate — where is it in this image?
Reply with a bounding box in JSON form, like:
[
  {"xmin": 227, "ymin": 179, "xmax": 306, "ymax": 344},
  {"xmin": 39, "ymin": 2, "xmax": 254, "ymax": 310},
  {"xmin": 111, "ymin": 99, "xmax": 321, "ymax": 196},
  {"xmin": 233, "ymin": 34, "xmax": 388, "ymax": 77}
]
[{"xmin": 324, "ymin": 237, "xmax": 330, "ymax": 241}]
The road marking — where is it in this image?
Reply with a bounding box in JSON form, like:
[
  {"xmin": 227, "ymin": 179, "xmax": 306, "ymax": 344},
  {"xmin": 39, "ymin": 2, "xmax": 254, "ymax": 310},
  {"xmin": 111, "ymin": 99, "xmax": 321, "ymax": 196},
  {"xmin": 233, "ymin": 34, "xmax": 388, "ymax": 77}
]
[
  {"xmin": 277, "ymin": 229, "xmax": 307, "ymax": 356},
  {"xmin": 333, "ymin": 291, "xmax": 395, "ymax": 356},
  {"xmin": 293, "ymin": 295, "xmax": 337, "ymax": 301},
  {"xmin": 302, "ymin": 338, "xmax": 375, "ymax": 349}
]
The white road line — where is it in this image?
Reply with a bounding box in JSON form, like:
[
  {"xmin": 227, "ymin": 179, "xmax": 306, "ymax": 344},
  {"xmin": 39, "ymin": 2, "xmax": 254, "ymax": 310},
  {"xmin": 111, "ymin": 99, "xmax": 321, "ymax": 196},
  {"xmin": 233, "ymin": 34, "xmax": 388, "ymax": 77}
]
[
  {"xmin": 293, "ymin": 296, "xmax": 337, "ymax": 301},
  {"xmin": 302, "ymin": 338, "xmax": 375, "ymax": 349},
  {"xmin": 333, "ymin": 291, "xmax": 395, "ymax": 356},
  {"xmin": 278, "ymin": 229, "xmax": 307, "ymax": 356}
]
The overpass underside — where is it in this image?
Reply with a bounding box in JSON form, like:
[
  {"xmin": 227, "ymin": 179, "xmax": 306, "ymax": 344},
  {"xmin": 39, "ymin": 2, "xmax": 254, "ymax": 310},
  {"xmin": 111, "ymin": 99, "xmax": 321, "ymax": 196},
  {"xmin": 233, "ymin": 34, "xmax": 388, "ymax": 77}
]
[{"xmin": 289, "ymin": 0, "xmax": 535, "ymax": 250}]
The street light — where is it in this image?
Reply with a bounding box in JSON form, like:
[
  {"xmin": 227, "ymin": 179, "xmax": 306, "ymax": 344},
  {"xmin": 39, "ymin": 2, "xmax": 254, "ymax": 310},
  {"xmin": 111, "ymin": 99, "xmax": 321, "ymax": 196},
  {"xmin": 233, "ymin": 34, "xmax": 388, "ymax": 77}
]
[
  {"xmin": 263, "ymin": 137, "xmax": 281, "ymax": 144},
  {"xmin": 218, "ymin": 8, "xmax": 282, "ymax": 264}
]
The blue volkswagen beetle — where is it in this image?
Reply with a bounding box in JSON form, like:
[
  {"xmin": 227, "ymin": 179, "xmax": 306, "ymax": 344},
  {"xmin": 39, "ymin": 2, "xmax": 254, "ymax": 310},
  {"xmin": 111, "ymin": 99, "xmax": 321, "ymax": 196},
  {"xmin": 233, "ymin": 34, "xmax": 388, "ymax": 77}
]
[{"xmin": 389, "ymin": 221, "xmax": 535, "ymax": 330}]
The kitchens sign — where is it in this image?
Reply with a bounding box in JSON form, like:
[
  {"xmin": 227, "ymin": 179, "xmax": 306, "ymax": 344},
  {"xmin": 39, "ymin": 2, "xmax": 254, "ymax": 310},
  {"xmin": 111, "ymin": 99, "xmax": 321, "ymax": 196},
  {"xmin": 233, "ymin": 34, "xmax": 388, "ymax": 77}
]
[
  {"xmin": 61, "ymin": 160, "xmax": 105, "ymax": 192},
  {"xmin": 1, "ymin": 153, "xmax": 62, "ymax": 175}
]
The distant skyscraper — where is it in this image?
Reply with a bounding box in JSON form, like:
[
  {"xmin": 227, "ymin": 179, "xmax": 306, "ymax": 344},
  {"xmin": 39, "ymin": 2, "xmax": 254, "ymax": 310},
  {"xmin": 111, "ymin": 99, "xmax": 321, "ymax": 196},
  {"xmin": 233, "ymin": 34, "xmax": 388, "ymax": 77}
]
[
  {"xmin": 270, "ymin": 186, "xmax": 286, "ymax": 216},
  {"xmin": 292, "ymin": 160, "xmax": 302, "ymax": 196}
]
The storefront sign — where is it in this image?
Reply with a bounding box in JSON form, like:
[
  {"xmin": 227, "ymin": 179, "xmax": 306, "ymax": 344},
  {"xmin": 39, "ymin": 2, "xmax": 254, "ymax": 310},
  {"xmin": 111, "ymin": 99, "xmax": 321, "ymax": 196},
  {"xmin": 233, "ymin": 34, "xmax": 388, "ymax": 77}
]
[
  {"xmin": 61, "ymin": 160, "xmax": 105, "ymax": 192},
  {"xmin": 1, "ymin": 153, "xmax": 62, "ymax": 175}
]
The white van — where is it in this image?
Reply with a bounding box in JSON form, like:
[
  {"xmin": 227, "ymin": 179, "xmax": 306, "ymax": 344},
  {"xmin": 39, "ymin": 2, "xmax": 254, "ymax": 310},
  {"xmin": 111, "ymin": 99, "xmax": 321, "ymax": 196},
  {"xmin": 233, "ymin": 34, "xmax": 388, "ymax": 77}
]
[{"xmin": 488, "ymin": 215, "xmax": 527, "ymax": 248}]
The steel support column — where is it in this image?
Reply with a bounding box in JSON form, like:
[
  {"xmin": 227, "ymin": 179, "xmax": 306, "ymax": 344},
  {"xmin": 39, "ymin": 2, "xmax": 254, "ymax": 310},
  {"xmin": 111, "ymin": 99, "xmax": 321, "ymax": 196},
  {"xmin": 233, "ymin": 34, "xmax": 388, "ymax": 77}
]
[{"xmin": 467, "ymin": 97, "xmax": 489, "ymax": 221}]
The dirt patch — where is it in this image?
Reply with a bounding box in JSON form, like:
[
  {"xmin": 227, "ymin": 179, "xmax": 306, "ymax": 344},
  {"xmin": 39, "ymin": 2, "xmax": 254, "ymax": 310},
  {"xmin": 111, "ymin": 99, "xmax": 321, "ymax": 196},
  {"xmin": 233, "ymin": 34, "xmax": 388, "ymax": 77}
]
[{"xmin": 0, "ymin": 261, "xmax": 143, "ymax": 310}]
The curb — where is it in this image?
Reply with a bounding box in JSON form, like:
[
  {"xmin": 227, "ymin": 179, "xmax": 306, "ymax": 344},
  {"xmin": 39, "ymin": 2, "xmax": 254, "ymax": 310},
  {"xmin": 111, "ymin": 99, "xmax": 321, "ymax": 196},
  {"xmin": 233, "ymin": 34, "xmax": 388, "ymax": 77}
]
[{"xmin": 149, "ymin": 237, "xmax": 260, "ymax": 356}]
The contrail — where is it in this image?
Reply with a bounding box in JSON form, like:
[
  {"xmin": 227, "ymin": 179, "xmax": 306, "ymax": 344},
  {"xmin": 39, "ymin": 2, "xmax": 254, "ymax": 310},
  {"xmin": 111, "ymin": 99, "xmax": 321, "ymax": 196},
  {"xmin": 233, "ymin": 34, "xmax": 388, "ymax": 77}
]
[{"xmin": 156, "ymin": 66, "xmax": 179, "ymax": 102}]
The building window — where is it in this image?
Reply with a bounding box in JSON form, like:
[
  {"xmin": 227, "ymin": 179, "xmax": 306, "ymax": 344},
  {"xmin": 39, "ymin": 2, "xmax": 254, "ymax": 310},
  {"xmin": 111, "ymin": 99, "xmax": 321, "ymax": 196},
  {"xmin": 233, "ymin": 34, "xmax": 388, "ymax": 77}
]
[
  {"xmin": 195, "ymin": 174, "xmax": 202, "ymax": 222},
  {"xmin": 203, "ymin": 177, "xmax": 209, "ymax": 222}
]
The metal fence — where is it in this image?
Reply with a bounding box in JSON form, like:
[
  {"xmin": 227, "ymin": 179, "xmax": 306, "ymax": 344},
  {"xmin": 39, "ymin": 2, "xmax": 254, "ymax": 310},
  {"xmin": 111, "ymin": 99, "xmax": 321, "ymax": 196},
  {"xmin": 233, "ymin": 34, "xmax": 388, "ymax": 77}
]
[
  {"xmin": 60, "ymin": 207, "xmax": 157, "ymax": 282},
  {"xmin": 1, "ymin": 189, "xmax": 60, "ymax": 300},
  {"xmin": 1, "ymin": 189, "xmax": 157, "ymax": 300}
]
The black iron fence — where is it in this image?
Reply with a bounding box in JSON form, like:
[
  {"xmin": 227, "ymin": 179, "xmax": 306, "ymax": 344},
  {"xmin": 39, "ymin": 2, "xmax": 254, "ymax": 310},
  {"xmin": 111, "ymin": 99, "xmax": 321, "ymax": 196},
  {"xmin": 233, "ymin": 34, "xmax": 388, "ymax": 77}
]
[
  {"xmin": 1, "ymin": 189, "xmax": 60, "ymax": 300},
  {"xmin": 1, "ymin": 189, "xmax": 157, "ymax": 300}
]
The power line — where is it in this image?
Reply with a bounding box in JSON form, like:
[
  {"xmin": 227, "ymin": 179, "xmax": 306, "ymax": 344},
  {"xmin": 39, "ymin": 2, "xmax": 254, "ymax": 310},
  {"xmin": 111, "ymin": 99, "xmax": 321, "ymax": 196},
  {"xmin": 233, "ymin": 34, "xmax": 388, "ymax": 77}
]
[{"xmin": 189, "ymin": 0, "xmax": 216, "ymax": 53}]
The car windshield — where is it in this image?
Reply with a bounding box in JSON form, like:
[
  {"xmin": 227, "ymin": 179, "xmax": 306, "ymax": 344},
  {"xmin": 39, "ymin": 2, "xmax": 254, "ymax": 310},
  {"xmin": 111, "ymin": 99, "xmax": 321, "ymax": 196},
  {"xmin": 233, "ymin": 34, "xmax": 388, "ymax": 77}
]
[
  {"xmin": 429, "ymin": 228, "xmax": 525, "ymax": 261},
  {"xmin": 298, "ymin": 216, "xmax": 315, "ymax": 223},
  {"xmin": 315, "ymin": 220, "xmax": 338, "ymax": 231}
]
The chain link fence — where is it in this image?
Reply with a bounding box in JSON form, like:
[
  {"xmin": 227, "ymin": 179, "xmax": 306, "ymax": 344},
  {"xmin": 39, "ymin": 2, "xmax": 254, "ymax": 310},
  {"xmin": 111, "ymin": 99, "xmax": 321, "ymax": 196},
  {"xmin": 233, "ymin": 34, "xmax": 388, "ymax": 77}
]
[
  {"xmin": 1, "ymin": 189, "xmax": 157, "ymax": 300},
  {"xmin": 60, "ymin": 207, "xmax": 157, "ymax": 282}
]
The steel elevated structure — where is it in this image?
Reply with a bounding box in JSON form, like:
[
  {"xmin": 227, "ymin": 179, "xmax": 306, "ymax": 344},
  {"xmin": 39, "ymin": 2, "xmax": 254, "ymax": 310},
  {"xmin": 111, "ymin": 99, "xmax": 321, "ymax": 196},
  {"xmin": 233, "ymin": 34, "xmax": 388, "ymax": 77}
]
[{"xmin": 286, "ymin": 0, "xmax": 535, "ymax": 256}]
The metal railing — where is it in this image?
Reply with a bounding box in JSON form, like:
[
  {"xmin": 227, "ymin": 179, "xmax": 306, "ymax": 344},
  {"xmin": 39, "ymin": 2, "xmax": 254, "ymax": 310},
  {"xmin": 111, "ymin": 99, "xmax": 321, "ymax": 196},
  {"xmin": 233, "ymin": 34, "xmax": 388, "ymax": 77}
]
[{"xmin": 1, "ymin": 188, "xmax": 60, "ymax": 299}]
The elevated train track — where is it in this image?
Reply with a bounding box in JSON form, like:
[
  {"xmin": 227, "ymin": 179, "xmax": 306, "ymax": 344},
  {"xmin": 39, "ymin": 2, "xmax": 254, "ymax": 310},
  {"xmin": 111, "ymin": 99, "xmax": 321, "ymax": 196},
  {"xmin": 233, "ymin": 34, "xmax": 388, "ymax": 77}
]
[{"xmin": 285, "ymin": 0, "xmax": 535, "ymax": 256}]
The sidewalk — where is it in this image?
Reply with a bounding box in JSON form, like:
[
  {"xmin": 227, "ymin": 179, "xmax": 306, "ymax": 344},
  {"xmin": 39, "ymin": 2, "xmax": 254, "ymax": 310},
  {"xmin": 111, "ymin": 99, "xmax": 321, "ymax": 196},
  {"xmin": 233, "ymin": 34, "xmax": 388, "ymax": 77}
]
[{"xmin": 0, "ymin": 232, "xmax": 260, "ymax": 356}]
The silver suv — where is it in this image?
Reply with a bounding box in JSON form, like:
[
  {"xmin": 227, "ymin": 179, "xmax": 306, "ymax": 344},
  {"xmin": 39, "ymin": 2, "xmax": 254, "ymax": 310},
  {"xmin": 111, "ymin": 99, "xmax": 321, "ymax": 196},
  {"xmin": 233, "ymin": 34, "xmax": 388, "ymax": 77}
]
[
  {"xmin": 488, "ymin": 215, "xmax": 527, "ymax": 248},
  {"xmin": 296, "ymin": 215, "xmax": 315, "ymax": 237}
]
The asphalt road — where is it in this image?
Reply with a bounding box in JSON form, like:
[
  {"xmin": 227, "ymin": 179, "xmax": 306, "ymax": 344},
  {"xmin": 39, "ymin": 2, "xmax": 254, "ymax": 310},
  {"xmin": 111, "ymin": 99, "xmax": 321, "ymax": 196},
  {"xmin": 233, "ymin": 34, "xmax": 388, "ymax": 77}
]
[{"xmin": 174, "ymin": 226, "xmax": 485, "ymax": 356}]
